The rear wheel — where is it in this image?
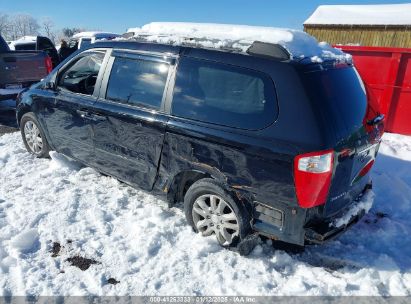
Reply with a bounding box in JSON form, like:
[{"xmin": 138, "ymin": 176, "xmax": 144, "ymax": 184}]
[
  {"xmin": 20, "ymin": 113, "xmax": 50, "ymax": 158},
  {"xmin": 184, "ymin": 178, "xmax": 250, "ymax": 247}
]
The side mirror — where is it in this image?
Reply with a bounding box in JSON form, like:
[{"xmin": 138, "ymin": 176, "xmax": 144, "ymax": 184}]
[{"xmin": 44, "ymin": 81, "xmax": 56, "ymax": 91}]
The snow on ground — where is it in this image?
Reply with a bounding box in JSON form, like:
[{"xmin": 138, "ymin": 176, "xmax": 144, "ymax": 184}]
[
  {"xmin": 126, "ymin": 22, "xmax": 350, "ymax": 62},
  {"xmin": 0, "ymin": 132, "xmax": 411, "ymax": 296},
  {"xmin": 304, "ymin": 4, "xmax": 411, "ymax": 26}
]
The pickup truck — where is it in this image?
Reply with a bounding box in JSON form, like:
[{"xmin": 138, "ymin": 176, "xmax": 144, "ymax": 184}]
[
  {"xmin": 10, "ymin": 36, "xmax": 60, "ymax": 68},
  {"xmin": 0, "ymin": 35, "xmax": 52, "ymax": 101}
]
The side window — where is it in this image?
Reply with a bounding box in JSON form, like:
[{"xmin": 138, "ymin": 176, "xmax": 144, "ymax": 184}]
[
  {"xmin": 105, "ymin": 57, "xmax": 170, "ymax": 110},
  {"xmin": 79, "ymin": 38, "xmax": 92, "ymax": 49},
  {"xmin": 171, "ymin": 57, "xmax": 278, "ymax": 130},
  {"xmin": 58, "ymin": 51, "xmax": 105, "ymax": 96}
]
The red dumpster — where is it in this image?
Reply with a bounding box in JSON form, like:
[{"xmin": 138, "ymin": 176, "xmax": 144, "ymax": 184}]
[{"xmin": 335, "ymin": 46, "xmax": 411, "ymax": 136}]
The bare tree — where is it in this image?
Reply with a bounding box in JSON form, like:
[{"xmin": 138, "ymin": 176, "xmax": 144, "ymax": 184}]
[
  {"xmin": 62, "ymin": 27, "xmax": 82, "ymax": 38},
  {"xmin": 0, "ymin": 13, "xmax": 10, "ymax": 38},
  {"xmin": 42, "ymin": 17, "xmax": 56, "ymax": 42},
  {"xmin": 42, "ymin": 18, "xmax": 53, "ymax": 36},
  {"xmin": 9, "ymin": 14, "xmax": 40, "ymax": 40},
  {"xmin": 0, "ymin": 13, "xmax": 89, "ymax": 44}
]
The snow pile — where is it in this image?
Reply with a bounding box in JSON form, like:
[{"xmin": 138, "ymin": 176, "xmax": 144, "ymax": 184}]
[
  {"xmin": 331, "ymin": 191, "xmax": 374, "ymax": 228},
  {"xmin": 304, "ymin": 4, "xmax": 411, "ymax": 26},
  {"xmin": 126, "ymin": 22, "xmax": 350, "ymax": 62},
  {"xmin": 0, "ymin": 132, "xmax": 411, "ymax": 295},
  {"xmin": 10, "ymin": 229, "xmax": 40, "ymax": 254}
]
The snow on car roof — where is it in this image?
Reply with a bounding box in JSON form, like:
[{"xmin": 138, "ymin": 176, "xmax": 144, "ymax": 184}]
[
  {"xmin": 126, "ymin": 22, "xmax": 351, "ymax": 62},
  {"xmin": 304, "ymin": 4, "xmax": 411, "ymax": 26},
  {"xmin": 72, "ymin": 31, "xmax": 120, "ymax": 39}
]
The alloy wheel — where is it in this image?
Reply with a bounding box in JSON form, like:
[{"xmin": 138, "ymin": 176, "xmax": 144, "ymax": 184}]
[
  {"xmin": 24, "ymin": 121, "xmax": 43, "ymax": 155},
  {"xmin": 192, "ymin": 194, "xmax": 240, "ymax": 246}
]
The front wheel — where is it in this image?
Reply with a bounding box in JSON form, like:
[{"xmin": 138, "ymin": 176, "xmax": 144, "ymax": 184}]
[
  {"xmin": 20, "ymin": 113, "xmax": 50, "ymax": 158},
  {"xmin": 184, "ymin": 178, "xmax": 251, "ymax": 247}
]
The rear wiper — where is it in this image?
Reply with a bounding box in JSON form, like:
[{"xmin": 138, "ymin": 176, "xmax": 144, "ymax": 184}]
[{"xmin": 367, "ymin": 114, "xmax": 385, "ymax": 126}]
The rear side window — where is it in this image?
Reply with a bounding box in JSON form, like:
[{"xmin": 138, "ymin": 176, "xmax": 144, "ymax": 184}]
[
  {"xmin": 106, "ymin": 57, "xmax": 170, "ymax": 110},
  {"xmin": 14, "ymin": 43, "xmax": 36, "ymax": 51},
  {"xmin": 171, "ymin": 57, "xmax": 278, "ymax": 130}
]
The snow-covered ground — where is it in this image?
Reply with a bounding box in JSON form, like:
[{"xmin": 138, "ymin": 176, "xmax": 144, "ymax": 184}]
[{"xmin": 0, "ymin": 131, "xmax": 410, "ymax": 296}]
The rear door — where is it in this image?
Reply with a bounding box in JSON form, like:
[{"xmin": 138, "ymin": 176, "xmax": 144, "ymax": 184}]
[
  {"xmin": 302, "ymin": 65, "xmax": 383, "ymax": 217},
  {"xmin": 90, "ymin": 50, "xmax": 174, "ymax": 190}
]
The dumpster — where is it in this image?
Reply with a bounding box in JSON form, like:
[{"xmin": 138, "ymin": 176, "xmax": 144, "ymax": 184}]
[{"xmin": 336, "ymin": 46, "xmax": 411, "ymax": 136}]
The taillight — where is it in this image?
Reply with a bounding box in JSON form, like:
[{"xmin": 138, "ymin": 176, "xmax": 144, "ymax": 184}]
[
  {"xmin": 294, "ymin": 150, "xmax": 334, "ymax": 208},
  {"xmin": 45, "ymin": 56, "xmax": 53, "ymax": 74}
]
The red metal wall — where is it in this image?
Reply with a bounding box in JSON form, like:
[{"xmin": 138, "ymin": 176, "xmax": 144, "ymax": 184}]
[{"xmin": 336, "ymin": 46, "xmax": 411, "ymax": 136}]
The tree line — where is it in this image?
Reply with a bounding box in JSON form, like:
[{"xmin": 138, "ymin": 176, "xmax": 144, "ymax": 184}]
[{"xmin": 0, "ymin": 12, "xmax": 90, "ymax": 44}]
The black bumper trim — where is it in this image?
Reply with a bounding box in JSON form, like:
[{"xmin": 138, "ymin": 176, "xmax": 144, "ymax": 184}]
[
  {"xmin": 304, "ymin": 182, "xmax": 372, "ymax": 244},
  {"xmin": 305, "ymin": 209, "xmax": 366, "ymax": 244}
]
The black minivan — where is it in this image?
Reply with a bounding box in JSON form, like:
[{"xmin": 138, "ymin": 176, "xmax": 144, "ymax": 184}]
[{"xmin": 16, "ymin": 37, "xmax": 384, "ymax": 252}]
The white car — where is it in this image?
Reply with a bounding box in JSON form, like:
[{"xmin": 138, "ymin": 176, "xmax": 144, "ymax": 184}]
[{"xmin": 69, "ymin": 31, "xmax": 120, "ymax": 50}]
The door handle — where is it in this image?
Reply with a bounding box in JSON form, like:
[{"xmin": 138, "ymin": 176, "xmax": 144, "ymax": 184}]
[{"xmin": 76, "ymin": 109, "xmax": 102, "ymax": 121}]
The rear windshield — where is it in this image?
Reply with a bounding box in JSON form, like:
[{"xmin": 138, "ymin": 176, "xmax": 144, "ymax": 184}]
[
  {"xmin": 0, "ymin": 35, "xmax": 9, "ymax": 52},
  {"xmin": 14, "ymin": 43, "xmax": 36, "ymax": 51},
  {"xmin": 301, "ymin": 66, "xmax": 367, "ymax": 139}
]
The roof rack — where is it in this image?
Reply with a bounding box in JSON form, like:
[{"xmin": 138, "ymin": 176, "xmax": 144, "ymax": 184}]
[
  {"xmin": 121, "ymin": 32, "xmax": 292, "ymax": 60},
  {"xmin": 247, "ymin": 41, "xmax": 291, "ymax": 61}
]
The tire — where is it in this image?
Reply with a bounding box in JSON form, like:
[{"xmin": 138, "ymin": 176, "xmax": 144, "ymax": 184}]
[
  {"xmin": 20, "ymin": 112, "xmax": 50, "ymax": 158},
  {"xmin": 184, "ymin": 178, "xmax": 251, "ymax": 248}
]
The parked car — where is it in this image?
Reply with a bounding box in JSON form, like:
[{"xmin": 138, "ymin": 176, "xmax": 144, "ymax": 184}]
[
  {"xmin": 15, "ymin": 35, "xmax": 384, "ymax": 252},
  {"xmin": 68, "ymin": 32, "xmax": 120, "ymax": 51},
  {"xmin": 0, "ymin": 35, "xmax": 52, "ymax": 102},
  {"xmin": 9, "ymin": 36, "xmax": 60, "ymax": 68}
]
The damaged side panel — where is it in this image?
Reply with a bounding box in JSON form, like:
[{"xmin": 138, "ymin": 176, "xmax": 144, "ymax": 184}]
[{"xmin": 154, "ymin": 116, "xmax": 301, "ymax": 243}]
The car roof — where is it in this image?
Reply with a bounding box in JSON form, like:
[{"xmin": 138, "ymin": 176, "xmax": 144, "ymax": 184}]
[
  {"xmin": 91, "ymin": 40, "xmax": 182, "ymax": 56},
  {"xmin": 88, "ymin": 40, "xmax": 347, "ymax": 69}
]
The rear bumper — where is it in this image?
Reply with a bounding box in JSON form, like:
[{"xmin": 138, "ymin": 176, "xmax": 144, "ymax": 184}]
[{"xmin": 304, "ymin": 182, "xmax": 373, "ymax": 244}]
